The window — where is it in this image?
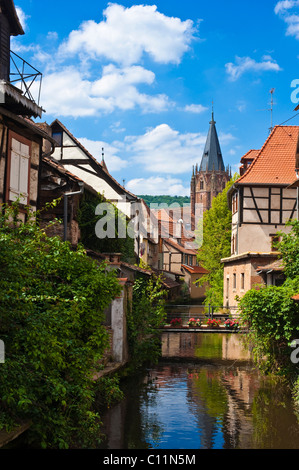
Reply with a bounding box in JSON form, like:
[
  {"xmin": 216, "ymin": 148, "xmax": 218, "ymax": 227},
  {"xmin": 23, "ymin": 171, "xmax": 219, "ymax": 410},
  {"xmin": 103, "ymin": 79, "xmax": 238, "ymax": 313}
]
[
  {"xmin": 52, "ymin": 131, "xmax": 63, "ymax": 146},
  {"xmin": 226, "ymin": 278, "xmax": 229, "ymax": 299},
  {"xmin": 241, "ymin": 273, "xmax": 245, "ymax": 290},
  {"xmin": 232, "ymin": 193, "xmax": 238, "ymax": 214},
  {"xmin": 7, "ymin": 132, "xmax": 31, "ymax": 205},
  {"xmin": 233, "ymin": 273, "xmax": 236, "ymax": 290},
  {"xmin": 270, "ymin": 234, "xmax": 280, "ymax": 251},
  {"xmin": 200, "ymin": 180, "xmax": 204, "ymax": 190},
  {"xmin": 189, "ymin": 256, "xmax": 193, "ymax": 266}
]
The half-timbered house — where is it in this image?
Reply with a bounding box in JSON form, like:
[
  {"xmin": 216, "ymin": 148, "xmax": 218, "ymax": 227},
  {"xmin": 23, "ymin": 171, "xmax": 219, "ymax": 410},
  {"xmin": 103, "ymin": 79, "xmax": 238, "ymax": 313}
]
[
  {"xmin": 222, "ymin": 125, "xmax": 299, "ymax": 307},
  {"xmin": 47, "ymin": 119, "xmax": 138, "ymax": 219}
]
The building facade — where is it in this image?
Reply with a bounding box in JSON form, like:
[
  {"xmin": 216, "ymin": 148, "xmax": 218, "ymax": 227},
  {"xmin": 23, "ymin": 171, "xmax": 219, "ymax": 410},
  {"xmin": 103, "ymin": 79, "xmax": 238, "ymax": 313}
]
[{"xmin": 222, "ymin": 125, "xmax": 299, "ymax": 307}]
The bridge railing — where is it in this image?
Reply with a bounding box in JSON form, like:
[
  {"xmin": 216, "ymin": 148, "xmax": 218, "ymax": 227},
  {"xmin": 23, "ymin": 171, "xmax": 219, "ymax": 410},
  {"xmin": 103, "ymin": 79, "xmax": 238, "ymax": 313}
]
[{"xmin": 165, "ymin": 304, "xmax": 241, "ymax": 327}]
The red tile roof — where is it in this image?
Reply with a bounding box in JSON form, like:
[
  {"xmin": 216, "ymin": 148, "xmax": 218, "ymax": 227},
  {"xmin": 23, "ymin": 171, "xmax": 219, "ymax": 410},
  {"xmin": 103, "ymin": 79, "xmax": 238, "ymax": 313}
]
[
  {"xmin": 181, "ymin": 265, "xmax": 209, "ymax": 274},
  {"xmin": 237, "ymin": 126, "xmax": 299, "ymax": 185}
]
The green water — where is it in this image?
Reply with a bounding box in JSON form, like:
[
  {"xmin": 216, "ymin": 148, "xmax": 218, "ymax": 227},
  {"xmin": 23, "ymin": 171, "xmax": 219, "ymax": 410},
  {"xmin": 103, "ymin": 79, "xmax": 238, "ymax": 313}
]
[{"xmin": 100, "ymin": 333, "xmax": 299, "ymax": 449}]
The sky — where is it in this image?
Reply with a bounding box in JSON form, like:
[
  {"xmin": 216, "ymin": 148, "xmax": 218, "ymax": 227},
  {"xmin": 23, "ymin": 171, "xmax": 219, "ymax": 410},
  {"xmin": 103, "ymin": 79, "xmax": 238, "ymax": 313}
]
[{"xmin": 11, "ymin": 0, "xmax": 299, "ymax": 196}]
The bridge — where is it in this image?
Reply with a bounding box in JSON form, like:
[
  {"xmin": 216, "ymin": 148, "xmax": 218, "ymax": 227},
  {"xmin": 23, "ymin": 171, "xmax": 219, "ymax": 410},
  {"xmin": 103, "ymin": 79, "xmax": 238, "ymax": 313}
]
[{"xmin": 162, "ymin": 304, "xmax": 247, "ymax": 333}]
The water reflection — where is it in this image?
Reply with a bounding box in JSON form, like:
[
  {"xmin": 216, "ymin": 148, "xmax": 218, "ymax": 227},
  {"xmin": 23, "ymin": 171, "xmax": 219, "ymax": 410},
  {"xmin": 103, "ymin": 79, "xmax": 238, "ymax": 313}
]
[{"xmin": 100, "ymin": 333, "xmax": 299, "ymax": 449}]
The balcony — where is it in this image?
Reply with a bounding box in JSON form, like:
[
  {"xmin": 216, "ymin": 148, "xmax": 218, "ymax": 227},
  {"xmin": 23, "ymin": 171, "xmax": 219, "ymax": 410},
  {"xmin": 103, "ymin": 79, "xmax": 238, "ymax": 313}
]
[{"xmin": 0, "ymin": 51, "xmax": 44, "ymax": 118}]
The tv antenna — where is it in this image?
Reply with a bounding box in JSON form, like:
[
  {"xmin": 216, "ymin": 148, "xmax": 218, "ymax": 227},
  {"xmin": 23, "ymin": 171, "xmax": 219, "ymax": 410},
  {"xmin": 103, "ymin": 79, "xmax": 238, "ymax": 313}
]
[{"xmin": 257, "ymin": 88, "xmax": 276, "ymax": 133}]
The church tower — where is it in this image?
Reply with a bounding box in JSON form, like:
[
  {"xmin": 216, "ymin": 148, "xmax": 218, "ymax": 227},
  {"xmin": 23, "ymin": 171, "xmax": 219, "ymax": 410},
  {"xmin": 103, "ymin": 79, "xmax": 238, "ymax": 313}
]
[{"xmin": 191, "ymin": 110, "xmax": 230, "ymax": 221}]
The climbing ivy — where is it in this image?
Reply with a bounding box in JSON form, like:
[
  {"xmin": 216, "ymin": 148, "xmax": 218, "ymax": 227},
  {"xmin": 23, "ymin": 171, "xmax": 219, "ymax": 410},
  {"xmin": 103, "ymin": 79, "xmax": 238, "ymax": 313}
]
[
  {"xmin": 126, "ymin": 274, "xmax": 166, "ymax": 371},
  {"xmin": 77, "ymin": 191, "xmax": 135, "ymax": 264}
]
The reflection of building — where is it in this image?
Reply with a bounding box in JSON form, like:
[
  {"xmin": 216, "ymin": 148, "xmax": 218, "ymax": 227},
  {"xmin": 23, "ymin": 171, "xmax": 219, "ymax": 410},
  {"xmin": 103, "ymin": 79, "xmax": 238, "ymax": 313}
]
[{"xmin": 222, "ymin": 126, "xmax": 299, "ymax": 307}]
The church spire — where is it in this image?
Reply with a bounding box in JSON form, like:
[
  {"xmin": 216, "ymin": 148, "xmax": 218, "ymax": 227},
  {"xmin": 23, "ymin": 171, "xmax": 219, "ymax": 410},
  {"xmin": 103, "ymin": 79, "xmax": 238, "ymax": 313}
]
[{"xmin": 199, "ymin": 107, "xmax": 225, "ymax": 172}]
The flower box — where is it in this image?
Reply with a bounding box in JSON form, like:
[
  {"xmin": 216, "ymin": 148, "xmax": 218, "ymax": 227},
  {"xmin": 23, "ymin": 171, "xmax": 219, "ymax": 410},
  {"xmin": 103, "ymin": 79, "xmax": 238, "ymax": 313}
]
[
  {"xmin": 206, "ymin": 319, "xmax": 221, "ymax": 328},
  {"xmin": 188, "ymin": 318, "xmax": 202, "ymax": 328},
  {"xmin": 170, "ymin": 318, "xmax": 183, "ymax": 328}
]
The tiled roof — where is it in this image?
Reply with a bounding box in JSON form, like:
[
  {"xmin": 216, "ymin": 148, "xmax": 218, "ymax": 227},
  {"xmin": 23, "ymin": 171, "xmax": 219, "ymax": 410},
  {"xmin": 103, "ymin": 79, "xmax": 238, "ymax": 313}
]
[
  {"xmin": 181, "ymin": 265, "xmax": 209, "ymax": 274},
  {"xmin": 237, "ymin": 126, "xmax": 299, "ymax": 185},
  {"xmin": 256, "ymin": 259, "xmax": 284, "ymax": 272}
]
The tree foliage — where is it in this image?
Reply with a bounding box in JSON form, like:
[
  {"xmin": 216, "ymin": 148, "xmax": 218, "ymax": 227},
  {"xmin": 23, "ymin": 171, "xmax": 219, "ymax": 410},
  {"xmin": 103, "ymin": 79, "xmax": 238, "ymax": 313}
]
[
  {"xmin": 126, "ymin": 274, "xmax": 166, "ymax": 371},
  {"xmin": 277, "ymin": 219, "xmax": 299, "ymax": 279},
  {"xmin": 238, "ymin": 279, "xmax": 299, "ymax": 374},
  {"xmin": 0, "ymin": 202, "xmax": 121, "ymax": 448},
  {"xmin": 195, "ymin": 177, "xmax": 236, "ymax": 306}
]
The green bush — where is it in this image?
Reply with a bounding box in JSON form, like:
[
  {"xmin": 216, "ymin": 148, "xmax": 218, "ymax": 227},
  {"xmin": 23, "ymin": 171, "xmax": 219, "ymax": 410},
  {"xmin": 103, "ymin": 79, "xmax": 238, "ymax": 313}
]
[
  {"xmin": 0, "ymin": 203, "xmax": 121, "ymax": 448},
  {"xmin": 238, "ymin": 279, "xmax": 299, "ymax": 374}
]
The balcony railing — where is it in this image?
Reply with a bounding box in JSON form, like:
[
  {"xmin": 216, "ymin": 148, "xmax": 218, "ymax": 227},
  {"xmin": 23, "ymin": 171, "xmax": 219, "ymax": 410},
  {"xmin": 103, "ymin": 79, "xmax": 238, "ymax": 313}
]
[{"xmin": 9, "ymin": 50, "xmax": 42, "ymax": 107}]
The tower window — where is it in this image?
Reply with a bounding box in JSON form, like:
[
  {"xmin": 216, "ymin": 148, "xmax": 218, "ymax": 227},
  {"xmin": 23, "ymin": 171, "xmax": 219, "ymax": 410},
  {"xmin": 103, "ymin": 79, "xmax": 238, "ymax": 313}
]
[{"xmin": 200, "ymin": 180, "xmax": 204, "ymax": 190}]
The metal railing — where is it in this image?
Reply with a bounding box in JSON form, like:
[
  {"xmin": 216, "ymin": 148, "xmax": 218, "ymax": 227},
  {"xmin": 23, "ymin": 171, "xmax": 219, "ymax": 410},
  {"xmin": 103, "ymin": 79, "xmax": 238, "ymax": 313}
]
[
  {"xmin": 9, "ymin": 51, "xmax": 43, "ymax": 106},
  {"xmin": 165, "ymin": 304, "xmax": 241, "ymax": 327}
]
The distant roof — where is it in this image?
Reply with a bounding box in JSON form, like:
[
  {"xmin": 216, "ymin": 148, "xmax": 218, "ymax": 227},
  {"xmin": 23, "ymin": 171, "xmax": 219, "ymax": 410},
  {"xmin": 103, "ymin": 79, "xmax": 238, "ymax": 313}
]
[
  {"xmin": 236, "ymin": 126, "xmax": 299, "ymax": 186},
  {"xmin": 256, "ymin": 259, "xmax": 284, "ymax": 273},
  {"xmin": 199, "ymin": 113, "xmax": 225, "ymax": 172},
  {"xmin": 181, "ymin": 264, "xmax": 209, "ymax": 274},
  {"xmin": 240, "ymin": 149, "xmax": 259, "ymax": 163}
]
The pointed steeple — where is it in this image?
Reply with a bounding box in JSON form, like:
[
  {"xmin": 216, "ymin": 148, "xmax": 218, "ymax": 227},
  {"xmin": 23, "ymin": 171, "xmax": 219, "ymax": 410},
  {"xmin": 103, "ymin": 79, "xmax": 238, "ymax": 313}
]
[{"xmin": 199, "ymin": 108, "xmax": 225, "ymax": 172}]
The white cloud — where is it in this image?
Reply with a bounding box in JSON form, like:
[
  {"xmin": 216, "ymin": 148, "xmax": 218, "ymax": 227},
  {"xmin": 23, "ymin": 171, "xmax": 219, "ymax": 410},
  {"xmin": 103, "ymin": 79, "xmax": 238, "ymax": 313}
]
[
  {"xmin": 274, "ymin": 1, "xmax": 299, "ymax": 39},
  {"xmin": 225, "ymin": 56, "xmax": 282, "ymax": 81},
  {"xmin": 38, "ymin": 65, "xmax": 171, "ymax": 117},
  {"xmin": 124, "ymin": 124, "xmax": 231, "ymax": 175},
  {"xmin": 274, "ymin": 0, "xmax": 299, "ymax": 14},
  {"xmin": 126, "ymin": 176, "xmax": 190, "ymax": 196},
  {"xmin": 184, "ymin": 104, "xmax": 208, "ymax": 114},
  {"xmin": 58, "ymin": 3, "xmax": 197, "ymax": 66},
  {"xmin": 16, "ymin": 6, "xmax": 29, "ymax": 31},
  {"xmin": 77, "ymin": 137, "xmax": 128, "ymax": 172}
]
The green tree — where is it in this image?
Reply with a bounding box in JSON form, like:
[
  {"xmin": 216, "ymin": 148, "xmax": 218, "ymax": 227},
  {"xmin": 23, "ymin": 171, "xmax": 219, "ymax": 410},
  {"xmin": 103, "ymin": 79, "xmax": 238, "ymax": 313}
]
[
  {"xmin": 0, "ymin": 203, "xmax": 121, "ymax": 448},
  {"xmin": 195, "ymin": 177, "xmax": 236, "ymax": 306},
  {"xmin": 277, "ymin": 219, "xmax": 299, "ymax": 279}
]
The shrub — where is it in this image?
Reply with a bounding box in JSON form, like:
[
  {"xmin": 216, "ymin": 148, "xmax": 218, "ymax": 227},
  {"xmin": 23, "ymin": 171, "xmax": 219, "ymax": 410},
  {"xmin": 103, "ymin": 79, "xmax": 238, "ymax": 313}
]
[{"xmin": 0, "ymin": 203, "xmax": 121, "ymax": 448}]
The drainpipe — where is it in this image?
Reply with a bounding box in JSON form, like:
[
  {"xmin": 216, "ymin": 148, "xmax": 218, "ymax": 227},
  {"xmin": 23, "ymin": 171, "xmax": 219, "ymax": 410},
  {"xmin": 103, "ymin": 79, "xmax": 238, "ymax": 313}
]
[{"xmin": 64, "ymin": 182, "xmax": 84, "ymax": 242}]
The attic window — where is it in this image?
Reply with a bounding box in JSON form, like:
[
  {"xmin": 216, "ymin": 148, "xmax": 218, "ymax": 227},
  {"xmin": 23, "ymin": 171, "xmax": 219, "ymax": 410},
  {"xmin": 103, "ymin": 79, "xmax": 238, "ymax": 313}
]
[{"xmin": 52, "ymin": 131, "xmax": 62, "ymax": 146}]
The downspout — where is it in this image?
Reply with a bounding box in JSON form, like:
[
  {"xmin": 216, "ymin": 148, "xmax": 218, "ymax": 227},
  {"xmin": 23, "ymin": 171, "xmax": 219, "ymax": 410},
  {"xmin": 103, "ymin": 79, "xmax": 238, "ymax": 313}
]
[{"xmin": 64, "ymin": 182, "xmax": 84, "ymax": 242}]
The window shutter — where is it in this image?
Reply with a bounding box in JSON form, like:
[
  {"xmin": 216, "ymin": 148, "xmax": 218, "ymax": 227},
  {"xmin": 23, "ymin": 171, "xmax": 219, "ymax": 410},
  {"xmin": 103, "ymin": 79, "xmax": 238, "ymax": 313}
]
[
  {"xmin": 9, "ymin": 137, "xmax": 30, "ymax": 204},
  {"xmin": 9, "ymin": 150, "xmax": 20, "ymax": 200}
]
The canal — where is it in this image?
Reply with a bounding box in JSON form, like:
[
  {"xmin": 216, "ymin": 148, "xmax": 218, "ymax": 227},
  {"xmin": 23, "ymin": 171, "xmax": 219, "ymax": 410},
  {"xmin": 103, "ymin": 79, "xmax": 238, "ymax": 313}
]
[{"xmin": 100, "ymin": 332, "xmax": 299, "ymax": 449}]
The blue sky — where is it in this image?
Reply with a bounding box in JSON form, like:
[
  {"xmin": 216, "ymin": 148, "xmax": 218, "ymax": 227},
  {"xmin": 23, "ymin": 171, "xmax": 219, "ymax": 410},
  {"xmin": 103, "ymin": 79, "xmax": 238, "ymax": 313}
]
[{"xmin": 12, "ymin": 0, "xmax": 299, "ymax": 196}]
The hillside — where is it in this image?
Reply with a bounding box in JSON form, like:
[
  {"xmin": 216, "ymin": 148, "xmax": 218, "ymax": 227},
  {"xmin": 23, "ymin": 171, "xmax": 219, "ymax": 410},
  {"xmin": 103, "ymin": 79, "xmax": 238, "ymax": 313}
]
[{"xmin": 138, "ymin": 195, "xmax": 191, "ymax": 207}]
